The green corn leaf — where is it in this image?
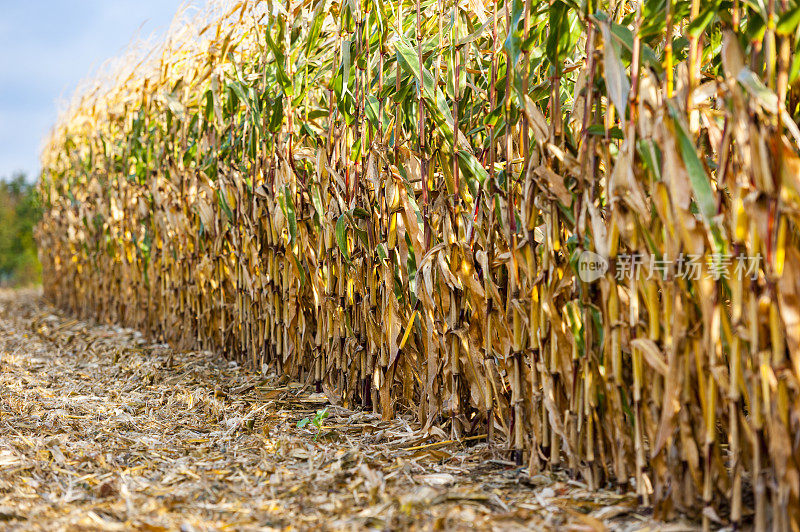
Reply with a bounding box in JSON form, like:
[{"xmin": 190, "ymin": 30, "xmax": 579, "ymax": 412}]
[
  {"xmin": 304, "ymin": 0, "xmax": 326, "ymax": 56},
  {"xmin": 279, "ymin": 185, "xmax": 297, "ymax": 245},
  {"xmin": 311, "ymin": 183, "xmax": 325, "ymax": 225},
  {"xmin": 546, "ymin": 0, "xmax": 571, "ymax": 67},
  {"xmin": 670, "ymin": 109, "xmax": 717, "ymax": 225},
  {"xmin": 365, "ymin": 95, "xmax": 380, "ymax": 128},
  {"xmin": 504, "ymin": 0, "xmax": 525, "ymax": 69},
  {"xmin": 687, "ymin": 0, "xmax": 722, "ymax": 37},
  {"xmin": 216, "ymin": 188, "xmax": 234, "ymax": 221},
  {"xmin": 292, "ymin": 253, "xmax": 306, "ymax": 288},
  {"xmin": 336, "ymin": 213, "xmax": 350, "ymax": 262},
  {"xmin": 778, "ymin": 4, "xmax": 800, "ymax": 35},
  {"xmin": 593, "ymin": 12, "xmax": 662, "ymax": 72}
]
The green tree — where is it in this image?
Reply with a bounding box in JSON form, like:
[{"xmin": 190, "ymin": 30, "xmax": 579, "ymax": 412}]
[{"xmin": 0, "ymin": 173, "xmax": 41, "ymax": 286}]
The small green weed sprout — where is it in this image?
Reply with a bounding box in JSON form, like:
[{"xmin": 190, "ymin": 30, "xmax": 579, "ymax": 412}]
[{"xmin": 297, "ymin": 408, "xmax": 329, "ymax": 440}]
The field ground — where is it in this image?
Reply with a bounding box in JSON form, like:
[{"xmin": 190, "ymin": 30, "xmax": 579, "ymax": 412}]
[{"xmin": 0, "ymin": 290, "xmax": 694, "ymax": 531}]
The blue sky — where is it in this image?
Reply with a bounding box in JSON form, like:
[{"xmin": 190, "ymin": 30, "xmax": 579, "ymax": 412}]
[{"xmin": 0, "ymin": 1, "xmax": 187, "ymax": 181}]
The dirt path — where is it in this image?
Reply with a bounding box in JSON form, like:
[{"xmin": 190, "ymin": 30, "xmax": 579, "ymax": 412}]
[{"xmin": 0, "ymin": 290, "xmax": 690, "ymax": 531}]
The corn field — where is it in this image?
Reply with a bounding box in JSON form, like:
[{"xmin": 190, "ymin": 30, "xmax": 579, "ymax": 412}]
[{"xmin": 35, "ymin": 0, "xmax": 800, "ymax": 526}]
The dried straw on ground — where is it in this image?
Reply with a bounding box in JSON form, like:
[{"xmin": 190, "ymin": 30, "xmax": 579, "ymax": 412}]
[
  {"xmin": 0, "ymin": 289, "xmax": 673, "ymax": 531},
  {"xmin": 35, "ymin": 0, "xmax": 800, "ymax": 527}
]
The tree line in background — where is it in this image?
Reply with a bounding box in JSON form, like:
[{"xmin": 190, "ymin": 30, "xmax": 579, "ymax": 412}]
[{"xmin": 0, "ymin": 173, "xmax": 40, "ymax": 287}]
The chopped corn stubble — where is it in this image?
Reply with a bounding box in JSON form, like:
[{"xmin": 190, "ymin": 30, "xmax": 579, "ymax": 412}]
[{"xmin": 0, "ymin": 290, "xmax": 675, "ymax": 531}]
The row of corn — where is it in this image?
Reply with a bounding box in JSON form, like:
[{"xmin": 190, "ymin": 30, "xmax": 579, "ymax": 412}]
[{"xmin": 36, "ymin": 0, "xmax": 800, "ymax": 527}]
